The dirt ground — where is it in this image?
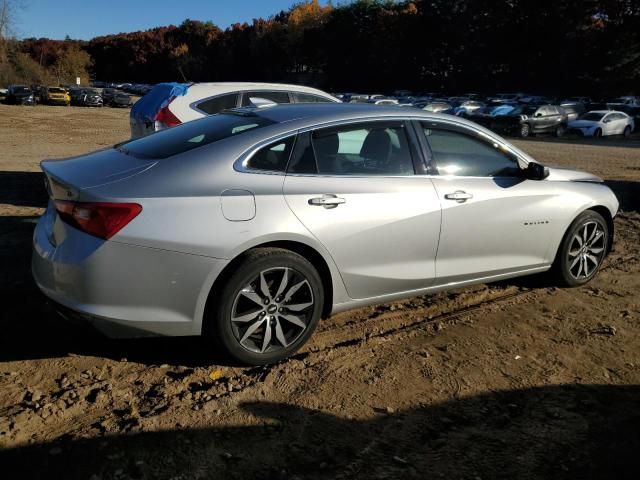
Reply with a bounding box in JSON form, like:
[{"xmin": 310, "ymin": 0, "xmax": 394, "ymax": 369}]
[{"xmin": 0, "ymin": 104, "xmax": 639, "ymax": 480}]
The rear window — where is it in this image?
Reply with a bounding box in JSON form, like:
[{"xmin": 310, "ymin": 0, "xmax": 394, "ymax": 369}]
[
  {"xmin": 117, "ymin": 113, "xmax": 276, "ymax": 159},
  {"xmin": 241, "ymin": 91, "xmax": 290, "ymax": 106},
  {"xmin": 49, "ymin": 87, "xmax": 65, "ymax": 93},
  {"xmin": 196, "ymin": 93, "xmax": 238, "ymax": 114},
  {"xmin": 293, "ymin": 92, "xmax": 333, "ymax": 103}
]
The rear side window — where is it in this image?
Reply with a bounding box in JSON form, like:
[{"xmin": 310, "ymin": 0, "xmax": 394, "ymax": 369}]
[
  {"xmin": 246, "ymin": 137, "xmax": 296, "ymax": 172},
  {"xmin": 241, "ymin": 91, "xmax": 290, "ymax": 106},
  {"xmin": 293, "ymin": 92, "xmax": 333, "ymax": 103},
  {"xmin": 118, "ymin": 113, "xmax": 276, "ymax": 159},
  {"xmin": 288, "ymin": 122, "xmax": 415, "ymax": 176},
  {"xmin": 196, "ymin": 93, "xmax": 238, "ymax": 114}
]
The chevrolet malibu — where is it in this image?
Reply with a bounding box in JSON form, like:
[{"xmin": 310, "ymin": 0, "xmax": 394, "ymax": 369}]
[{"xmin": 33, "ymin": 104, "xmax": 619, "ymax": 365}]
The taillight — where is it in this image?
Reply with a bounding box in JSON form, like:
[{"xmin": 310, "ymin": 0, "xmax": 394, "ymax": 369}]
[
  {"xmin": 155, "ymin": 96, "xmax": 181, "ymax": 129},
  {"xmin": 54, "ymin": 201, "xmax": 142, "ymax": 240}
]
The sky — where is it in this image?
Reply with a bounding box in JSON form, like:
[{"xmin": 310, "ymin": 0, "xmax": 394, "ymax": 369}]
[{"xmin": 17, "ymin": 0, "xmax": 331, "ymax": 40}]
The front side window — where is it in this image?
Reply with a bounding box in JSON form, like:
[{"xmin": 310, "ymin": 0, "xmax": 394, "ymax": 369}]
[
  {"xmin": 422, "ymin": 126, "xmax": 520, "ymax": 177},
  {"xmin": 241, "ymin": 91, "xmax": 291, "ymax": 106},
  {"xmin": 246, "ymin": 137, "xmax": 296, "ymax": 172},
  {"xmin": 196, "ymin": 93, "xmax": 238, "ymax": 114},
  {"xmin": 288, "ymin": 122, "xmax": 415, "ymax": 176}
]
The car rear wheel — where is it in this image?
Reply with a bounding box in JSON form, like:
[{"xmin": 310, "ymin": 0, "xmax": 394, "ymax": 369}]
[
  {"xmin": 555, "ymin": 125, "xmax": 565, "ymax": 137},
  {"xmin": 593, "ymin": 128, "xmax": 602, "ymax": 139},
  {"xmin": 207, "ymin": 248, "xmax": 324, "ymax": 365},
  {"xmin": 553, "ymin": 210, "xmax": 608, "ymax": 287},
  {"xmin": 520, "ymin": 123, "xmax": 531, "ymax": 138},
  {"xmin": 623, "ymin": 126, "xmax": 631, "ymax": 138}
]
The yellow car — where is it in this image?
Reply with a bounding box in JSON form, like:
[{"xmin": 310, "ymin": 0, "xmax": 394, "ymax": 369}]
[{"xmin": 41, "ymin": 86, "xmax": 70, "ymax": 106}]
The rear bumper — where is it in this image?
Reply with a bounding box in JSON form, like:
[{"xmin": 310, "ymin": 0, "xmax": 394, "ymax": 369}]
[{"xmin": 32, "ymin": 212, "xmax": 228, "ymax": 338}]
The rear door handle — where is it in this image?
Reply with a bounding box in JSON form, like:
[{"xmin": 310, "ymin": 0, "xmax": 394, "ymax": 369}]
[
  {"xmin": 444, "ymin": 191, "xmax": 473, "ymax": 203},
  {"xmin": 308, "ymin": 194, "xmax": 346, "ymax": 209}
]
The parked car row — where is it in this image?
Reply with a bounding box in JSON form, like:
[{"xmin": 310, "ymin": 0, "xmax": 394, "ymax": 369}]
[
  {"xmin": 1, "ymin": 84, "xmax": 133, "ymax": 108},
  {"xmin": 92, "ymin": 81, "xmax": 153, "ymax": 96},
  {"xmin": 331, "ymin": 92, "xmax": 637, "ymax": 139}
]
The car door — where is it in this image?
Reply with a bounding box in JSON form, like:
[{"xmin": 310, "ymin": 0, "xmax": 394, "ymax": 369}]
[
  {"xmin": 418, "ymin": 121, "xmax": 558, "ymax": 284},
  {"xmin": 611, "ymin": 113, "xmax": 627, "ymax": 134},
  {"xmin": 538, "ymin": 106, "xmax": 560, "ymax": 132},
  {"xmin": 601, "ymin": 113, "xmax": 617, "ymax": 135},
  {"xmin": 283, "ymin": 120, "xmax": 442, "ymax": 300},
  {"xmin": 530, "ymin": 106, "xmax": 548, "ymax": 132}
]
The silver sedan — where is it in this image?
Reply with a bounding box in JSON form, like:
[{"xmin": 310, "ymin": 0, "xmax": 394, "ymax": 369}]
[{"xmin": 32, "ymin": 104, "xmax": 619, "ymax": 364}]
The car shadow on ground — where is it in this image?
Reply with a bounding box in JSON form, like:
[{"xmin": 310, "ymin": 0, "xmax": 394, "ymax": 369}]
[
  {"xmin": 605, "ymin": 180, "xmax": 640, "ymax": 213},
  {"xmin": 0, "ymin": 215, "xmax": 217, "ymax": 367},
  {"xmin": 0, "ymin": 171, "xmax": 48, "ymax": 208},
  {"xmin": 1, "ymin": 385, "xmax": 639, "ymax": 479}
]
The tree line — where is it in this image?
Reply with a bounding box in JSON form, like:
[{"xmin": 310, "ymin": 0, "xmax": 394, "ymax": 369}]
[{"xmin": 2, "ymin": 0, "xmax": 640, "ymax": 96}]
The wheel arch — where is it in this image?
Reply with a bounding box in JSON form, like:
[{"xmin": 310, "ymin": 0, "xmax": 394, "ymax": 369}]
[
  {"xmin": 587, "ymin": 205, "xmax": 614, "ymax": 255},
  {"xmin": 551, "ymin": 204, "xmax": 615, "ymax": 266},
  {"xmin": 202, "ymin": 240, "xmax": 336, "ymax": 335}
]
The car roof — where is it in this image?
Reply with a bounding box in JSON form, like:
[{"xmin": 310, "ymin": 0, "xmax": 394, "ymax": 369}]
[{"xmin": 187, "ymin": 82, "xmax": 337, "ymax": 96}]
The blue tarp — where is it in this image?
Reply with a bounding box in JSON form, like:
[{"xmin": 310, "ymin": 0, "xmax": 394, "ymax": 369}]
[{"xmin": 130, "ymin": 82, "xmax": 190, "ymax": 123}]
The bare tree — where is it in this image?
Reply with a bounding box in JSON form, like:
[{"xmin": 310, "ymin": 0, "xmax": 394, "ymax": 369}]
[{"xmin": 0, "ymin": 0, "xmax": 24, "ymax": 40}]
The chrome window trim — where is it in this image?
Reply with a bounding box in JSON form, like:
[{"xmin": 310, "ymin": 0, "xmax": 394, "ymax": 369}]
[{"xmin": 234, "ymin": 114, "xmax": 531, "ymax": 176}]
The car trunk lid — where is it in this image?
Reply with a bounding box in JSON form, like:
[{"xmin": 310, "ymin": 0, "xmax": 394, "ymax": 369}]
[
  {"xmin": 41, "ymin": 148, "xmax": 155, "ymax": 244},
  {"xmin": 41, "ymin": 147, "xmax": 156, "ymax": 195}
]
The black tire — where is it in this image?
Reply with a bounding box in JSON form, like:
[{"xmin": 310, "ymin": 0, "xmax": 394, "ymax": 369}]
[
  {"xmin": 552, "ymin": 210, "xmax": 608, "ymax": 287},
  {"xmin": 206, "ymin": 248, "xmax": 324, "ymax": 365},
  {"xmin": 623, "ymin": 126, "xmax": 631, "ymax": 138},
  {"xmin": 556, "ymin": 125, "xmax": 565, "ymax": 138},
  {"xmin": 593, "ymin": 128, "xmax": 602, "ymax": 139},
  {"xmin": 520, "ymin": 123, "xmax": 531, "ymax": 138}
]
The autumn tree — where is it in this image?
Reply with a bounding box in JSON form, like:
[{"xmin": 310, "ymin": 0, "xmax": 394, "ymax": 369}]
[{"xmin": 52, "ymin": 44, "xmax": 91, "ymax": 85}]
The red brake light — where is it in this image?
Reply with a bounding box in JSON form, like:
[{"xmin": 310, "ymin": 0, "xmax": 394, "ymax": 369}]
[
  {"xmin": 155, "ymin": 96, "xmax": 181, "ymax": 128},
  {"xmin": 54, "ymin": 201, "xmax": 142, "ymax": 240}
]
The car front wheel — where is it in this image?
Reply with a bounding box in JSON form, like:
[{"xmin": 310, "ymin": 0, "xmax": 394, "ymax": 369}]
[
  {"xmin": 520, "ymin": 123, "xmax": 531, "ymax": 138},
  {"xmin": 553, "ymin": 210, "xmax": 608, "ymax": 287},
  {"xmin": 208, "ymin": 248, "xmax": 324, "ymax": 365}
]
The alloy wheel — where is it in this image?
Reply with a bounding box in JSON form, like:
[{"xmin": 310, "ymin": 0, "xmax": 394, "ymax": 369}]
[
  {"xmin": 230, "ymin": 267, "xmax": 314, "ymax": 354},
  {"xmin": 566, "ymin": 221, "xmax": 606, "ymax": 280}
]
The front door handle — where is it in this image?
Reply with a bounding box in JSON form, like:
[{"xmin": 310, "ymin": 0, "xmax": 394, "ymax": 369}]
[
  {"xmin": 444, "ymin": 191, "xmax": 473, "ymax": 203},
  {"xmin": 308, "ymin": 194, "xmax": 346, "ymax": 209}
]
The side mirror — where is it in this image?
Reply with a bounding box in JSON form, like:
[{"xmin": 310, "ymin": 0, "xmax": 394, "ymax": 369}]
[
  {"xmin": 525, "ymin": 162, "xmax": 549, "ymax": 180},
  {"xmin": 535, "ymin": 112, "xmax": 543, "ymax": 117}
]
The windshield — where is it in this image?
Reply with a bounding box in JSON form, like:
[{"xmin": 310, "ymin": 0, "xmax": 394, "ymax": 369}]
[
  {"xmin": 580, "ymin": 112, "xmax": 605, "ymax": 121},
  {"xmin": 13, "ymin": 86, "xmax": 30, "ymax": 93},
  {"xmin": 48, "ymin": 87, "xmax": 65, "ymax": 93},
  {"xmin": 117, "ymin": 112, "xmax": 276, "ymax": 159},
  {"xmin": 490, "ymin": 105, "xmax": 516, "ymax": 116}
]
